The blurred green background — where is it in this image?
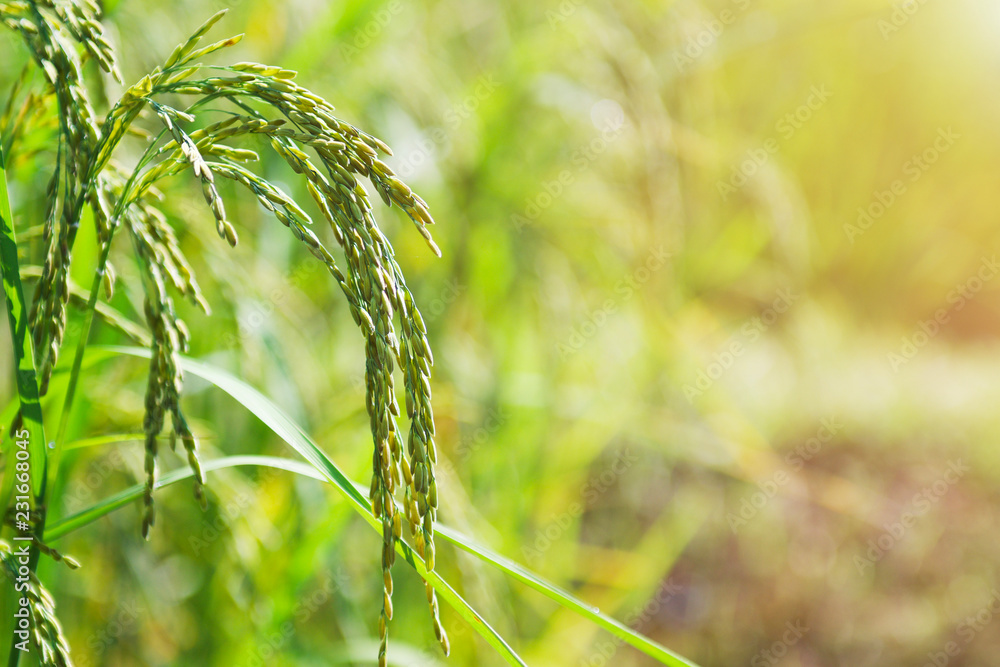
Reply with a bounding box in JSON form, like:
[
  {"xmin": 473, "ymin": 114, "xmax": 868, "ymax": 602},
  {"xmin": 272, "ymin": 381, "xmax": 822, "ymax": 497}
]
[{"xmin": 4, "ymin": 0, "xmax": 1000, "ymax": 664}]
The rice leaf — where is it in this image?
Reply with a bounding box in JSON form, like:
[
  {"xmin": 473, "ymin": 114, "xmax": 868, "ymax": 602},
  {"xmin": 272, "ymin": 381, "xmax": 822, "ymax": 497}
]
[
  {"xmin": 61, "ymin": 346, "xmax": 526, "ymax": 667},
  {"xmin": 0, "ymin": 136, "xmax": 48, "ymax": 502},
  {"xmin": 53, "ymin": 345, "xmax": 701, "ymax": 667}
]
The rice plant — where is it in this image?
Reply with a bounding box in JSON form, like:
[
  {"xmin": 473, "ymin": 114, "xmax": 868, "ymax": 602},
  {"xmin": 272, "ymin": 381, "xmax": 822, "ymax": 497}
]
[{"xmin": 0, "ymin": 2, "xmax": 699, "ymax": 665}]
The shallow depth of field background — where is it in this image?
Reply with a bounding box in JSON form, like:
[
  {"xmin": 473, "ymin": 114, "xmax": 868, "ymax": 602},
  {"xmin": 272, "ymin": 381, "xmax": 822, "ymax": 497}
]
[{"xmin": 3, "ymin": 0, "xmax": 1000, "ymax": 665}]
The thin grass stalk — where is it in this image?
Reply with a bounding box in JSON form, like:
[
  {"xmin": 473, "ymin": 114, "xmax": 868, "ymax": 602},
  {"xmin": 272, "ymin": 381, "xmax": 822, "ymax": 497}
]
[
  {"xmin": 52, "ymin": 232, "xmax": 111, "ymax": 448},
  {"xmin": 53, "ymin": 111, "xmax": 192, "ymax": 479}
]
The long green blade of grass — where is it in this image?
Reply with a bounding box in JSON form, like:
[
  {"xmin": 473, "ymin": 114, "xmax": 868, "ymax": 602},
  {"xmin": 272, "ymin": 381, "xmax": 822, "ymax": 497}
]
[
  {"xmin": 46, "ymin": 453, "xmax": 701, "ymax": 667},
  {"xmin": 56, "ymin": 345, "xmax": 702, "ymax": 667},
  {"xmin": 45, "ymin": 455, "xmax": 324, "ymax": 539},
  {"xmin": 63, "ymin": 433, "xmax": 146, "ymax": 451},
  {"xmin": 347, "ymin": 476, "xmax": 702, "ymax": 666},
  {"xmin": 18, "ymin": 265, "xmax": 152, "ymax": 347},
  {"xmin": 434, "ymin": 526, "xmax": 701, "ymax": 667},
  {"xmin": 46, "ymin": 450, "xmax": 524, "ymax": 666},
  {"xmin": 68, "ymin": 346, "xmax": 527, "ymax": 667},
  {"xmin": 0, "ymin": 137, "xmax": 47, "ymax": 501}
]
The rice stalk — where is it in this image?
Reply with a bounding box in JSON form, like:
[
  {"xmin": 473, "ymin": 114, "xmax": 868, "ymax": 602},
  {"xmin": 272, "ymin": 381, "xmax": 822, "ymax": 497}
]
[
  {"xmin": 1, "ymin": 5, "xmax": 449, "ymax": 664},
  {"xmin": 0, "ymin": 540, "xmax": 73, "ymax": 666}
]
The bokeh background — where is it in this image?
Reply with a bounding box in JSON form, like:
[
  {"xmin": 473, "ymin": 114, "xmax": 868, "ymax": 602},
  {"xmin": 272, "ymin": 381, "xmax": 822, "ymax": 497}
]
[{"xmin": 3, "ymin": 0, "xmax": 1000, "ymax": 664}]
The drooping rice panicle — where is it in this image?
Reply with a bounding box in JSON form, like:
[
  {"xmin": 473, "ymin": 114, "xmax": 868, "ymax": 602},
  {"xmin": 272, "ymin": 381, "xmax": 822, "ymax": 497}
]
[
  {"xmin": 1, "ymin": 7, "xmax": 450, "ymax": 664},
  {"xmin": 0, "ymin": 540, "xmax": 74, "ymax": 666}
]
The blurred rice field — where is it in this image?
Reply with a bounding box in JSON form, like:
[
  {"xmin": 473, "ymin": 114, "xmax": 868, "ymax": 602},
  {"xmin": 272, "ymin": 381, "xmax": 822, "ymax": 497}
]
[{"xmin": 4, "ymin": 0, "xmax": 1000, "ymax": 664}]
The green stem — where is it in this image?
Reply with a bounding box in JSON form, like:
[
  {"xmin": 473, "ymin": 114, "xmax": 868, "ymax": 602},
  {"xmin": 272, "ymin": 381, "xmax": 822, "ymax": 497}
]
[
  {"xmin": 0, "ymin": 129, "xmax": 47, "ymax": 667},
  {"xmin": 52, "ymin": 112, "xmax": 169, "ymax": 474},
  {"xmin": 53, "ymin": 236, "xmax": 114, "ymax": 450}
]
